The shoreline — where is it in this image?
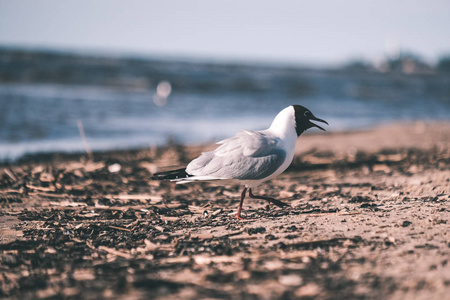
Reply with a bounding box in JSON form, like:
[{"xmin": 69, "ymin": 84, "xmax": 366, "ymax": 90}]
[
  {"xmin": 2, "ymin": 120, "xmax": 449, "ymax": 166},
  {"xmin": 1, "ymin": 121, "xmax": 449, "ymax": 299}
]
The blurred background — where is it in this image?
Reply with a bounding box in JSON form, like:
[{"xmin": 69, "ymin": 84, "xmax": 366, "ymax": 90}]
[{"xmin": 0, "ymin": 0, "xmax": 449, "ymax": 161}]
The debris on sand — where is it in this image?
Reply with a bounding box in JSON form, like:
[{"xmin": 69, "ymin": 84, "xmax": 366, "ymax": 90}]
[{"xmin": 1, "ymin": 124, "xmax": 449, "ymax": 299}]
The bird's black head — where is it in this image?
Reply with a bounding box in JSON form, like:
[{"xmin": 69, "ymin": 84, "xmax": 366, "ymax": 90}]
[{"xmin": 293, "ymin": 105, "xmax": 328, "ymax": 136}]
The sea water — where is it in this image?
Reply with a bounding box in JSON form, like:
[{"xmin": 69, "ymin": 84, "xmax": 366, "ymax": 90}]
[{"xmin": 1, "ymin": 51, "xmax": 449, "ymax": 161}]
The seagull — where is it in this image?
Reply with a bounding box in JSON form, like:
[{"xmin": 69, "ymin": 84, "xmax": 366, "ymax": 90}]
[{"xmin": 151, "ymin": 105, "xmax": 328, "ymax": 219}]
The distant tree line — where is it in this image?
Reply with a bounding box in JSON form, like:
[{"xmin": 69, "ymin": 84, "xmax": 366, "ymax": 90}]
[
  {"xmin": 437, "ymin": 56, "xmax": 450, "ymax": 73},
  {"xmin": 343, "ymin": 52, "xmax": 450, "ymax": 74}
]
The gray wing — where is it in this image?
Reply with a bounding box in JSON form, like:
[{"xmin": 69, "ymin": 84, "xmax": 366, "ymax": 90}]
[{"xmin": 186, "ymin": 130, "xmax": 286, "ymax": 180}]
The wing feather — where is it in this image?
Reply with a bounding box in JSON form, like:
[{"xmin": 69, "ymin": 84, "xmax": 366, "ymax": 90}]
[{"xmin": 186, "ymin": 130, "xmax": 286, "ymax": 180}]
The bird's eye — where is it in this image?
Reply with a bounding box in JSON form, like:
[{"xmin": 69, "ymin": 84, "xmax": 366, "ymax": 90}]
[{"xmin": 304, "ymin": 111, "xmax": 311, "ymax": 117}]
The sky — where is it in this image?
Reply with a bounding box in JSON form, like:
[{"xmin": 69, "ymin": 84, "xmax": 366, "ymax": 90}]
[{"xmin": 0, "ymin": 0, "xmax": 449, "ymax": 66}]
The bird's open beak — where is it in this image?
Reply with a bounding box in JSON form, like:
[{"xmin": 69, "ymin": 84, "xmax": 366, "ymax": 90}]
[{"xmin": 308, "ymin": 115, "xmax": 328, "ymax": 131}]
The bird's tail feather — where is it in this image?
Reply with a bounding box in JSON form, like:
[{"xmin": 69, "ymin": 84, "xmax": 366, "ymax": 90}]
[{"xmin": 150, "ymin": 168, "xmax": 191, "ymax": 180}]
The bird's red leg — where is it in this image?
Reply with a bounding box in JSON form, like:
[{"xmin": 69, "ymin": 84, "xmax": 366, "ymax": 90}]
[
  {"xmin": 236, "ymin": 187, "xmax": 248, "ymax": 220},
  {"xmin": 248, "ymin": 188, "xmax": 288, "ymax": 207}
]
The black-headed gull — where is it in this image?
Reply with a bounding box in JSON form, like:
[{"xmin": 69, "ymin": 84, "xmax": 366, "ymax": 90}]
[{"xmin": 152, "ymin": 105, "xmax": 328, "ymax": 219}]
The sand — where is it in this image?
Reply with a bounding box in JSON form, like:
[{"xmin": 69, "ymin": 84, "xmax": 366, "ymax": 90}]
[{"xmin": 0, "ymin": 122, "xmax": 449, "ymax": 299}]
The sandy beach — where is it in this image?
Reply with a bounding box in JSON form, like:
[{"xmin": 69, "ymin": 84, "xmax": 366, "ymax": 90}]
[{"xmin": 1, "ymin": 121, "xmax": 449, "ymax": 299}]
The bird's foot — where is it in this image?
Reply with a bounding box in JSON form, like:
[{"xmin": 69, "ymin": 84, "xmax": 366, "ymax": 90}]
[
  {"xmin": 248, "ymin": 190, "xmax": 289, "ymax": 208},
  {"xmin": 267, "ymin": 198, "xmax": 289, "ymax": 208},
  {"xmin": 251, "ymin": 195, "xmax": 289, "ymax": 207},
  {"xmin": 236, "ymin": 213, "xmax": 252, "ymax": 221}
]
